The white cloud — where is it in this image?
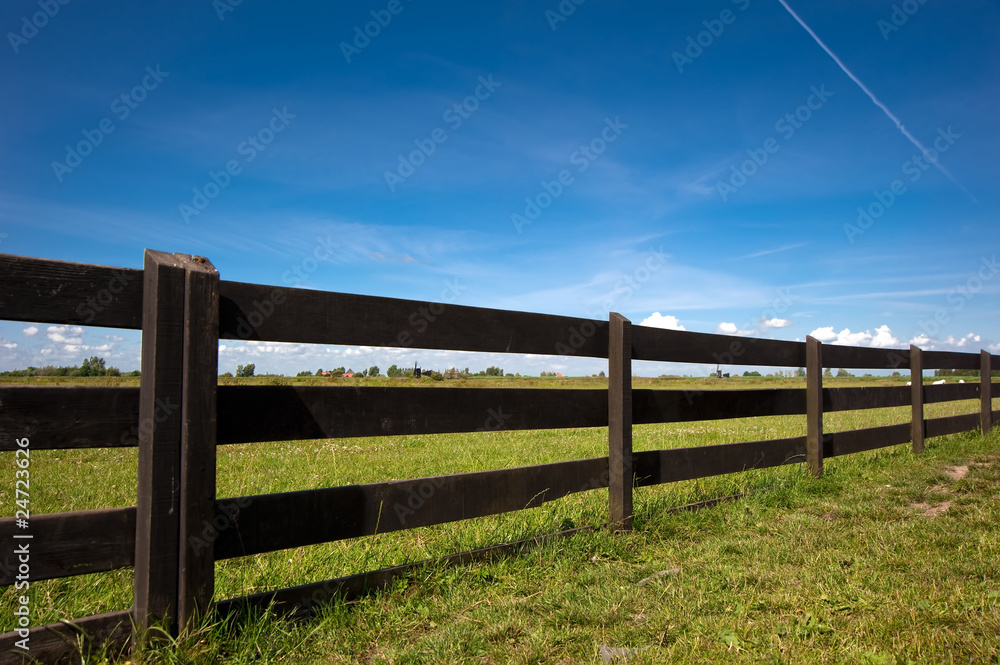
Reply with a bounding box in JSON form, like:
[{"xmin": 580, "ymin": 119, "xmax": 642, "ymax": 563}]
[
  {"xmin": 639, "ymin": 312, "xmax": 685, "ymax": 330},
  {"xmin": 952, "ymin": 333, "xmax": 981, "ymax": 347},
  {"xmin": 23, "ymin": 326, "xmax": 38, "ymax": 337},
  {"xmin": 46, "ymin": 325, "xmax": 84, "ymax": 345},
  {"xmin": 716, "ymin": 322, "xmax": 754, "ymax": 336},
  {"xmin": 911, "ymin": 333, "xmax": 987, "ymax": 352},
  {"xmin": 808, "ymin": 324, "xmax": 901, "ymax": 348},
  {"xmin": 2, "ymin": 342, "xmax": 16, "ymax": 349},
  {"xmin": 758, "ymin": 317, "xmax": 792, "ymax": 329},
  {"xmin": 870, "ymin": 325, "xmax": 901, "ymax": 348},
  {"xmin": 809, "ymin": 326, "xmax": 837, "ymax": 343}
]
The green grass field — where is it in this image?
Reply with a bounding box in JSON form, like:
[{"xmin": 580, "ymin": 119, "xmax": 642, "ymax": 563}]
[{"xmin": 2, "ymin": 375, "xmax": 999, "ymax": 663}]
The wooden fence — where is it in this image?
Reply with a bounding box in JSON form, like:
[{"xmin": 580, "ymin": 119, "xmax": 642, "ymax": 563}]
[{"xmin": 0, "ymin": 249, "xmax": 997, "ymax": 664}]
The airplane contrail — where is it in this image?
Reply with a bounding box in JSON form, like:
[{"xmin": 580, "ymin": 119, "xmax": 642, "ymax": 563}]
[{"xmin": 776, "ymin": 0, "xmax": 978, "ymax": 204}]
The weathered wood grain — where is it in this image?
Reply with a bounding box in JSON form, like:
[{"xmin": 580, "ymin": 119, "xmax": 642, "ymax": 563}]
[
  {"xmin": 821, "ymin": 345, "xmax": 911, "ymax": 371},
  {"xmin": 923, "ymin": 381, "xmax": 979, "ymax": 403},
  {"xmin": 631, "ymin": 325, "xmax": 807, "ymax": 367},
  {"xmin": 0, "ymin": 508, "xmax": 135, "ymax": 585},
  {"xmin": 922, "ymin": 350, "xmax": 980, "ymax": 370},
  {"xmin": 176, "ymin": 255, "xmax": 220, "ymax": 629},
  {"xmin": 0, "ymin": 387, "xmax": 139, "ymax": 451},
  {"xmin": 0, "ymin": 609, "xmax": 132, "ymax": 665},
  {"xmin": 632, "ymin": 436, "xmax": 807, "ymax": 487},
  {"xmin": 911, "ymin": 345, "xmax": 924, "ymax": 454},
  {"xmin": 825, "ymin": 423, "xmax": 911, "ymax": 457},
  {"xmin": 216, "ymin": 386, "xmax": 608, "ymax": 443},
  {"xmin": 218, "ymin": 280, "xmax": 609, "ymax": 357},
  {"xmin": 133, "ymin": 250, "xmax": 186, "ymax": 634},
  {"xmin": 925, "ymin": 413, "xmax": 980, "ymax": 439},
  {"xmin": 806, "ymin": 336, "xmax": 823, "ymax": 477},
  {"xmin": 608, "ymin": 313, "xmax": 633, "ymax": 529},
  {"xmin": 0, "ymin": 253, "xmax": 142, "ymax": 329},
  {"xmin": 213, "ymin": 457, "xmax": 608, "ymax": 559},
  {"xmin": 981, "ymin": 351, "xmax": 992, "ymax": 435}
]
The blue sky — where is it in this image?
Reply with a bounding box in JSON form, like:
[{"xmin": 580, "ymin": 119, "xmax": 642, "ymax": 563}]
[{"xmin": 1, "ymin": 0, "xmax": 998, "ymax": 376}]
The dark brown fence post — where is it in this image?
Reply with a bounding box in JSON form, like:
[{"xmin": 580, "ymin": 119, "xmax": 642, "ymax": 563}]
[
  {"xmin": 806, "ymin": 336, "xmax": 823, "ymax": 477},
  {"xmin": 910, "ymin": 345, "xmax": 924, "ymax": 453},
  {"xmin": 982, "ymin": 350, "xmax": 993, "ymax": 436},
  {"xmin": 176, "ymin": 255, "xmax": 220, "ymax": 631},
  {"xmin": 608, "ymin": 313, "xmax": 633, "ymax": 530},
  {"xmin": 134, "ymin": 250, "xmax": 187, "ymax": 636}
]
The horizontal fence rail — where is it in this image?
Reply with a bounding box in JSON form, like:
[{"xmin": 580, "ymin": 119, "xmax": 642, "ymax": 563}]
[
  {"xmin": 5, "ymin": 383, "xmax": 997, "ymax": 451},
  {"xmin": 0, "ymin": 508, "xmax": 136, "ymax": 585},
  {"xmin": 0, "ymin": 611, "xmax": 133, "ymax": 665},
  {"xmin": 0, "ymin": 254, "xmax": 143, "ymax": 329},
  {"xmin": 0, "ymin": 386, "xmax": 140, "ymax": 450},
  {"xmin": 216, "ymin": 386, "xmax": 609, "ymax": 443},
  {"xmin": 219, "ymin": 280, "xmax": 611, "ymax": 358},
  {"xmin": 213, "ymin": 457, "xmax": 608, "ymax": 559},
  {"xmin": 634, "ymin": 436, "xmax": 807, "ymax": 486},
  {"xmin": 1, "ymin": 250, "xmax": 998, "ymax": 664}
]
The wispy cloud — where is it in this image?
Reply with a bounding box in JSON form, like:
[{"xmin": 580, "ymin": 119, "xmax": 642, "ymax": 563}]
[
  {"xmin": 777, "ymin": 0, "xmax": 978, "ymax": 204},
  {"xmin": 739, "ymin": 242, "xmax": 808, "ymax": 260}
]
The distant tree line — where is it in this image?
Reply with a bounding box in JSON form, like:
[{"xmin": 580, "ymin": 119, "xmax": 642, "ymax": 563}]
[
  {"xmin": 0, "ymin": 356, "xmax": 134, "ymax": 377},
  {"xmin": 934, "ymin": 368, "xmax": 1000, "ymax": 377},
  {"xmin": 293, "ymin": 365, "xmax": 512, "ymax": 380}
]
